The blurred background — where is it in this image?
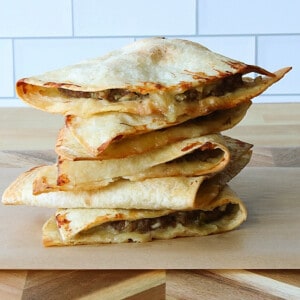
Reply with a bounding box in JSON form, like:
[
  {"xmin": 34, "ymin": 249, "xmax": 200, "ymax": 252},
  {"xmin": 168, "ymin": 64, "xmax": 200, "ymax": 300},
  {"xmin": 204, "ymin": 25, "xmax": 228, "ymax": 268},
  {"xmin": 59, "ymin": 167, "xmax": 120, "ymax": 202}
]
[{"xmin": 0, "ymin": 0, "xmax": 299, "ymax": 106}]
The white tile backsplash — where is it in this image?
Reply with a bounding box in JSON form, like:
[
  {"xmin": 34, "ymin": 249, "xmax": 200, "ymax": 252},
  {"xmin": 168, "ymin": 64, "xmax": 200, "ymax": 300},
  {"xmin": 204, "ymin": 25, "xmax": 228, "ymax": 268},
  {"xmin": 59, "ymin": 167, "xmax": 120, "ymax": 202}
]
[
  {"xmin": 73, "ymin": 0, "xmax": 196, "ymax": 36},
  {"xmin": 0, "ymin": 0, "xmax": 72, "ymax": 37},
  {"xmin": 253, "ymin": 95, "xmax": 300, "ymax": 104},
  {"xmin": 184, "ymin": 36, "xmax": 256, "ymax": 65},
  {"xmin": 257, "ymin": 35, "xmax": 300, "ymax": 94},
  {"xmin": 0, "ymin": 0, "xmax": 299, "ymax": 105},
  {"xmin": 198, "ymin": 0, "xmax": 300, "ymax": 35},
  {"xmin": 0, "ymin": 39, "xmax": 14, "ymax": 97},
  {"xmin": 14, "ymin": 38, "xmax": 134, "ymax": 79}
]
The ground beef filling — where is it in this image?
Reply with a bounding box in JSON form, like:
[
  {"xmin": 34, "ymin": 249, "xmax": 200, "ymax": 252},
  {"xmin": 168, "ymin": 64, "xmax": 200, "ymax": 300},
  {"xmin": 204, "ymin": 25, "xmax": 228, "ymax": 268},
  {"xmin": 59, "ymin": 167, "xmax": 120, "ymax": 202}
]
[
  {"xmin": 98, "ymin": 204, "xmax": 236, "ymax": 234},
  {"xmin": 168, "ymin": 148, "xmax": 223, "ymax": 165},
  {"xmin": 175, "ymin": 73, "xmax": 244, "ymax": 102},
  {"xmin": 58, "ymin": 88, "xmax": 141, "ymax": 102},
  {"xmin": 58, "ymin": 74, "xmax": 244, "ymax": 102}
]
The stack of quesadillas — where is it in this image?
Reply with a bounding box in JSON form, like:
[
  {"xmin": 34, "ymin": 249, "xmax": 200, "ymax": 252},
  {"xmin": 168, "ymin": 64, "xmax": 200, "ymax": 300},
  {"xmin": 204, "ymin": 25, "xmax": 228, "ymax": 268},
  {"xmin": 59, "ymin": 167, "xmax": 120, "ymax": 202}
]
[{"xmin": 2, "ymin": 38, "xmax": 290, "ymax": 246}]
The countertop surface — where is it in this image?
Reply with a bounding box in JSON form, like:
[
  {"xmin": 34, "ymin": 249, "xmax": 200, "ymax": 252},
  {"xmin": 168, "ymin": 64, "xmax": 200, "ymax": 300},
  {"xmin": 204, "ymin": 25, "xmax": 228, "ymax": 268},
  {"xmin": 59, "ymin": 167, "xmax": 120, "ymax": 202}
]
[{"xmin": 0, "ymin": 103, "xmax": 300, "ymax": 299}]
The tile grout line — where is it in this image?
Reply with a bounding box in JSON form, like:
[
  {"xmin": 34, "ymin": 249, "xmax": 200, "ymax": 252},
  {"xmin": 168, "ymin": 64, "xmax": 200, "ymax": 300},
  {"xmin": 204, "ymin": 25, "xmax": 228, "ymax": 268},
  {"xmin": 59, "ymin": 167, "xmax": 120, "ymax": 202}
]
[
  {"xmin": 71, "ymin": 0, "xmax": 75, "ymax": 37},
  {"xmin": 254, "ymin": 35, "xmax": 258, "ymax": 66},
  {"xmin": 195, "ymin": 0, "xmax": 199, "ymax": 35},
  {"xmin": 12, "ymin": 38, "xmax": 16, "ymax": 98},
  {"xmin": 0, "ymin": 33, "xmax": 299, "ymax": 40}
]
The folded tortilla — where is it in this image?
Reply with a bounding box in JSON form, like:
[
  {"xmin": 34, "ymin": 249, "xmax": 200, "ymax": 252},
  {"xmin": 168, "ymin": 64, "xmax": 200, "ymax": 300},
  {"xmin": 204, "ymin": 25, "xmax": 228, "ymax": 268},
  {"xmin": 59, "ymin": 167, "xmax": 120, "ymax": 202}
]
[
  {"xmin": 56, "ymin": 101, "xmax": 251, "ymax": 159},
  {"xmin": 2, "ymin": 140, "xmax": 251, "ymax": 210},
  {"xmin": 64, "ymin": 112, "xmax": 191, "ymax": 157},
  {"xmin": 16, "ymin": 38, "xmax": 291, "ymax": 119},
  {"xmin": 34, "ymin": 134, "xmax": 247, "ymax": 194},
  {"xmin": 42, "ymin": 184, "xmax": 247, "ymax": 246}
]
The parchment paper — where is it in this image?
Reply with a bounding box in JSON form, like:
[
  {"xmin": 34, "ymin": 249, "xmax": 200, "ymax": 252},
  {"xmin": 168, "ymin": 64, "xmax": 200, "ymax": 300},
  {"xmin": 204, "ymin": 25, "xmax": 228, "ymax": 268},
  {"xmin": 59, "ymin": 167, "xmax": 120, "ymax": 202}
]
[{"xmin": 0, "ymin": 167, "xmax": 299, "ymax": 269}]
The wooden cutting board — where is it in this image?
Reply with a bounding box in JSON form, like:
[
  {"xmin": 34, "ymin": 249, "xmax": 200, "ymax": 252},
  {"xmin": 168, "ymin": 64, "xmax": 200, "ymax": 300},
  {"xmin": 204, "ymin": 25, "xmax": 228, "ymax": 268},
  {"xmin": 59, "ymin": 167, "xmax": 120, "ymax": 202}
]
[{"xmin": 0, "ymin": 167, "xmax": 299, "ymax": 269}]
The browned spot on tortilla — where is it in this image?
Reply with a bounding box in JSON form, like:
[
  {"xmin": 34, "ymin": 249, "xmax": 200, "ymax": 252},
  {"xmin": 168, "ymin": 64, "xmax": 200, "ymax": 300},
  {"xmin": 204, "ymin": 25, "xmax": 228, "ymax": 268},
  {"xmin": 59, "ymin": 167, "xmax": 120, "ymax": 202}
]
[
  {"xmin": 199, "ymin": 142, "xmax": 216, "ymax": 151},
  {"xmin": 57, "ymin": 174, "xmax": 70, "ymax": 186},
  {"xmin": 65, "ymin": 115, "xmax": 74, "ymax": 127},
  {"xmin": 43, "ymin": 82, "xmax": 82, "ymax": 88},
  {"xmin": 225, "ymin": 60, "xmax": 246, "ymax": 71},
  {"xmin": 181, "ymin": 142, "xmax": 201, "ymax": 152},
  {"xmin": 56, "ymin": 213, "xmax": 71, "ymax": 229},
  {"xmin": 127, "ymin": 82, "xmax": 167, "ymax": 94},
  {"xmin": 178, "ymin": 81, "xmax": 193, "ymax": 90},
  {"xmin": 183, "ymin": 70, "xmax": 216, "ymax": 81},
  {"xmin": 16, "ymin": 80, "xmax": 32, "ymax": 95},
  {"xmin": 115, "ymin": 213, "xmax": 125, "ymax": 219}
]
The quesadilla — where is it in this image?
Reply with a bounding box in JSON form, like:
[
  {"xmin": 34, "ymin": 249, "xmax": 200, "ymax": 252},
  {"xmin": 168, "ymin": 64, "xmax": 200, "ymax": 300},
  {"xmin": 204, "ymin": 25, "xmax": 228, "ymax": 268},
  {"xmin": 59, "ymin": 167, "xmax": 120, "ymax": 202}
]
[
  {"xmin": 16, "ymin": 38, "xmax": 291, "ymax": 121},
  {"xmin": 2, "ymin": 137, "xmax": 251, "ymax": 210},
  {"xmin": 32, "ymin": 134, "xmax": 248, "ymax": 194},
  {"xmin": 2, "ymin": 167, "xmax": 206, "ymax": 209},
  {"xmin": 42, "ymin": 185, "xmax": 246, "ymax": 246},
  {"xmin": 55, "ymin": 134, "xmax": 230, "ymax": 192},
  {"xmin": 2, "ymin": 38, "xmax": 291, "ymax": 247},
  {"xmin": 56, "ymin": 102, "xmax": 251, "ymax": 160}
]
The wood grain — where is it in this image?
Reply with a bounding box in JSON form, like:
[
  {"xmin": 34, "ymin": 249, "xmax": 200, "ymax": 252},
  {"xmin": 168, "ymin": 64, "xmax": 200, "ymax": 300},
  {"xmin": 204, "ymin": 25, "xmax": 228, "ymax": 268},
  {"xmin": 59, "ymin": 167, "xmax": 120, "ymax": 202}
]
[
  {"xmin": 252, "ymin": 270, "xmax": 300, "ymax": 287},
  {"xmin": 0, "ymin": 270, "xmax": 165, "ymax": 300},
  {"xmin": 0, "ymin": 108, "xmax": 62, "ymax": 151},
  {"xmin": 22, "ymin": 270, "xmax": 165, "ymax": 300},
  {"xmin": 0, "ymin": 271, "xmax": 26, "ymax": 300},
  {"xmin": 0, "ymin": 150, "xmax": 56, "ymax": 168},
  {"xmin": 1, "ymin": 269, "xmax": 299, "ymax": 300},
  {"xmin": 166, "ymin": 270, "xmax": 300, "ymax": 300},
  {"xmin": 1, "ymin": 104, "xmax": 300, "ymax": 298}
]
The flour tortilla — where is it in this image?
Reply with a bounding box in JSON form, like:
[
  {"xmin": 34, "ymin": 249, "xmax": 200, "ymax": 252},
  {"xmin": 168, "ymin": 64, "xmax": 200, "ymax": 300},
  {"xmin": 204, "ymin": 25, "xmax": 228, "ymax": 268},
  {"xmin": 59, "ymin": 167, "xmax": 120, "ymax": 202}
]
[
  {"xmin": 1, "ymin": 141, "xmax": 251, "ymax": 210},
  {"xmin": 2, "ymin": 168, "xmax": 206, "ymax": 209},
  {"xmin": 16, "ymin": 38, "xmax": 291, "ymax": 118},
  {"xmin": 56, "ymin": 101, "xmax": 251, "ymax": 159},
  {"xmin": 42, "ymin": 184, "xmax": 247, "ymax": 246},
  {"xmin": 36, "ymin": 134, "xmax": 236, "ymax": 193},
  {"xmin": 64, "ymin": 112, "xmax": 190, "ymax": 157}
]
